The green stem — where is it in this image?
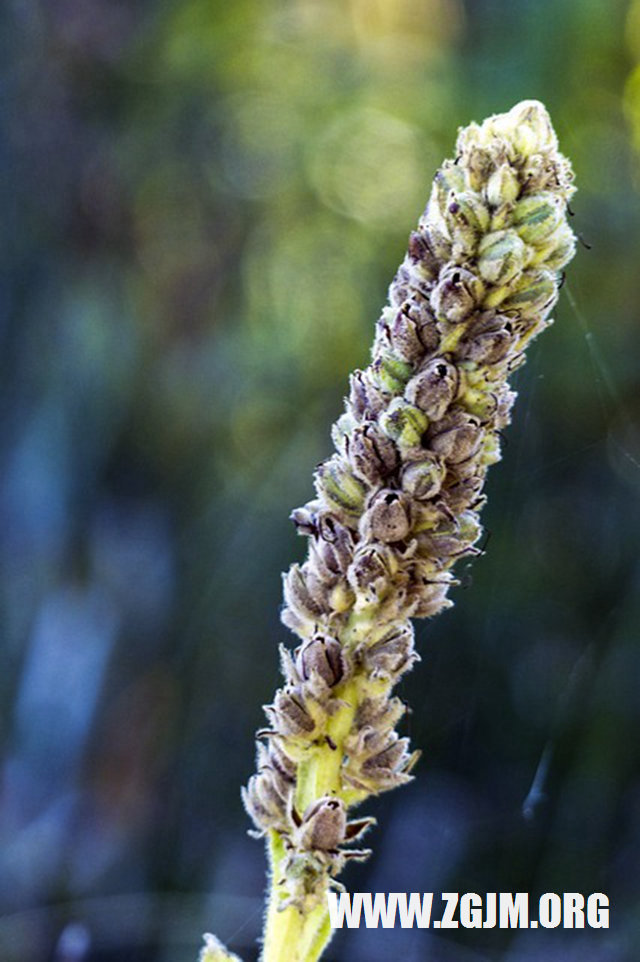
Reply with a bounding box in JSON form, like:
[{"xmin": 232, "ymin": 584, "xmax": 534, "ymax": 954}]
[{"xmin": 262, "ymin": 612, "xmax": 378, "ymax": 962}]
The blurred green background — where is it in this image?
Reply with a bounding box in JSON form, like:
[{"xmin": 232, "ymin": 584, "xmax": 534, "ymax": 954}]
[{"xmin": 1, "ymin": 0, "xmax": 639, "ymax": 960}]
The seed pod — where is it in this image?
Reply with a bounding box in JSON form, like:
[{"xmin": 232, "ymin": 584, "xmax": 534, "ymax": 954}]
[
  {"xmin": 379, "ymin": 398, "xmax": 429, "ymax": 449},
  {"xmin": 347, "ymin": 543, "xmax": 398, "ymax": 598},
  {"xmin": 486, "ymin": 163, "xmax": 521, "ymax": 207},
  {"xmin": 360, "ymin": 489, "xmax": 411, "ymax": 543},
  {"xmin": 417, "ymin": 509, "xmax": 482, "ymax": 561},
  {"xmin": 348, "ymin": 422, "xmax": 398, "ymax": 484},
  {"xmin": 405, "ymin": 357, "xmax": 458, "ymax": 421},
  {"xmin": 410, "ymin": 578, "xmax": 453, "ymax": 618},
  {"xmin": 364, "ymin": 623, "xmax": 417, "ymax": 679},
  {"xmin": 272, "ymin": 687, "xmax": 317, "ymax": 736},
  {"xmin": 315, "ymin": 456, "xmax": 367, "ymax": 525},
  {"xmin": 427, "ymin": 410, "xmax": 483, "ymax": 464},
  {"xmin": 431, "ymin": 266, "xmax": 485, "ymax": 323},
  {"xmin": 459, "ymin": 316, "xmax": 515, "ymax": 364},
  {"xmin": 406, "ymin": 229, "xmax": 440, "ymax": 280},
  {"xmin": 297, "ymin": 634, "xmax": 345, "ymax": 688},
  {"xmin": 477, "ymin": 229, "xmax": 527, "ymax": 286},
  {"xmin": 384, "ymin": 304, "xmax": 439, "ymax": 364},
  {"xmin": 282, "ymin": 564, "xmax": 324, "ymax": 625},
  {"xmin": 296, "ymin": 797, "xmax": 347, "ymax": 853},
  {"xmin": 401, "ymin": 451, "xmax": 446, "ymax": 501},
  {"xmin": 511, "ymin": 192, "xmax": 564, "ymax": 245},
  {"xmin": 348, "ymin": 370, "xmax": 386, "ymax": 421}
]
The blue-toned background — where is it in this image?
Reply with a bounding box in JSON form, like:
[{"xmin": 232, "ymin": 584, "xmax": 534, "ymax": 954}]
[{"xmin": 1, "ymin": 1, "xmax": 639, "ymax": 959}]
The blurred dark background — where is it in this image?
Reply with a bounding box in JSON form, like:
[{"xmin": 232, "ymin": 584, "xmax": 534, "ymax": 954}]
[{"xmin": 1, "ymin": 0, "xmax": 639, "ymax": 960}]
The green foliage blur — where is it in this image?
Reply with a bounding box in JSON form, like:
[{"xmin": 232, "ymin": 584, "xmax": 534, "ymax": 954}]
[{"xmin": 1, "ymin": 1, "xmax": 639, "ymax": 960}]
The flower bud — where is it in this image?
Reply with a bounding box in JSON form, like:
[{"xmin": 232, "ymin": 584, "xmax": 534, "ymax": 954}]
[
  {"xmin": 506, "ymin": 99, "xmax": 558, "ymax": 155},
  {"xmin": 463, "ymin": 145, "xmax": 493, "ymax": 192},
  {"xmin": 477, "ymin": 229, "xmax": 527, "ymax": 285},
  {"xmin": 401, "ymin": 451, "xmax": 446, "ymax": 501},
  {"xmin": 405, "ymin": 357, "xmax": 458, "ymax": 420},
  {"xmin": 445, "ymin": 191, "xmax": 490, "ymax": 235},
  {"xmin": 511, "ymin": 192, "xmax": 564, "ymax": 245},
  {"xmin": 348, "ymin": 422, "xmax": 398, "ymax": 484},
  {"xmin": 315, "ymin": 456, "xmax": 367, "ymax": 524},
  {"xmin": 532, "ymin": 219, "xmax": 576, "ymax": 271},
  {"xmin": 486, "ymin": 163, "xmax": 521, "ymax": 206},
  {"xmin": 379, "ymin": 398, "xmax": 429, "ymax": 449},
  {"xmin": 431, "ymin": 266, "xmax": 485, "ymax": 323},
  {"xmin": 360, "ymin": 489, "xmax": 411, "ymax": 543},
  {"xmin": 348, "ymin": 370, "xmax": 386, "ymax": 421},
  {"xmin": 297, "ymin": 634, "xmax": 345, "ymax": 688}
]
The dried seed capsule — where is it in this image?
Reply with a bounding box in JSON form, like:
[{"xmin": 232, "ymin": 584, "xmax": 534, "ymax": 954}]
[
  {"xmin": 410, "ymin": 578, "xmax": 453, "ymax": 618},
  {"xmin": 427, "ymin": 410, "xmax": 483, "ymax": 464},
  {"xmin": 297, "ymin": 634, "xmax": 345, "ymax": 688},
  {"xmin": 477, "ymin": 229, "xmax": 527, "ymax": 285},
  {"xmin": 296, "ymin": 797, "xmax": 347, "ymax": 853},
  {"xmin": 348, "ymin": 422, "xmax": 398, "ymax": 484},
  {"xmin": 379, "ymin": 397, "xmax": 429, "ymax": 449},
  {"xmin": 347, "ymin": 543, "xmax": 398, "ymax": 599},
  {"xmin": 283, "ymin": 564, "xmax": 325, "ymax": 624},
  {"xmin": 272, "ymin": 687, "xmax": 317, "ymax": 736},
  {"xmin": 360, "ymin": 489, "xmax": 411, "ymax": 543},
  {"xmin": 363, "ymin": 623, "xmax": 417, "ymax": 679},
  {"xmin": 401, "ymin": 451, "xmax": 446, "ymax": 501},
  {"xmin": 459, "ymin": 316, "xmax": 516, "ymax": 365},
  {"xmin": 431, "ymin": 266, "xmax": 485, "ymax": 323},
  {"xmin": 348, "ymin": 370, "xmax": 386, "ymax": 421},
  {"xmin": 383, "ymin": 304, "xmax": 439, "ymax": 364},
  {"xmin": 406, "ymin": 230, "xmax": 440, "ymax": 280},
  {"xmin": 405, "ymin": 357, "xmax": 458, "ymax": 421}
]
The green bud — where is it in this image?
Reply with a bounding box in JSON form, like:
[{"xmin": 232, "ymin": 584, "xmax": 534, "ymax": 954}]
[
  {"xmin": 445, "ymin": 191, "xmax": 490, "ymax": 235},
  {"xmin": 379, "ymin": 398, "xmax": 429, "ymax": 448},
  {"xmin": 499, "ymin": 269, "xmax": 556, "ymax": 319},
  {"xmin": 486, "ymin": 164, "xmax": 521, "ymax": 207},
  {"xmin": 315, "ymin": 456, "xmax": 367, "ymax": 523},
  {"xmin": 477, "ymin": 229, "xmax": 527, "ymax": 285},
  {"xmin": 511, "ymin": 192, "xmax": 564, "ymax": 245},
  {"xmin": 370, "ymin": 352, "xmax": 414, "ymax": 395},
  {"xmin": 531, "ymin": 219, "xmax": 577, "ymax": 271}
]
